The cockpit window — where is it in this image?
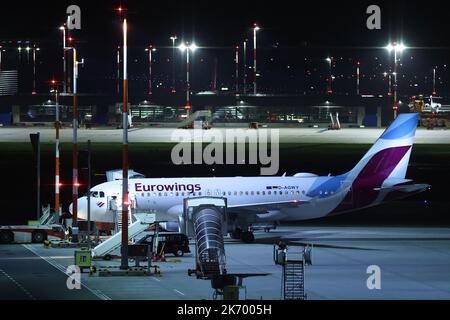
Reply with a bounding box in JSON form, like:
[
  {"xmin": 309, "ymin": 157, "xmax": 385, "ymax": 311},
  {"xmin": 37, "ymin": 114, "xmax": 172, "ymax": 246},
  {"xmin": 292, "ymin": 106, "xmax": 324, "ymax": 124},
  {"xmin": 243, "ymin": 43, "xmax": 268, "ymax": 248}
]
[
  {"xmin": 99, "ymin": 192, "xmax": 105, "ymax": 198},
  {"xmin": 91, "ymin": 191, "xmax": 99, "ymax": 198}
]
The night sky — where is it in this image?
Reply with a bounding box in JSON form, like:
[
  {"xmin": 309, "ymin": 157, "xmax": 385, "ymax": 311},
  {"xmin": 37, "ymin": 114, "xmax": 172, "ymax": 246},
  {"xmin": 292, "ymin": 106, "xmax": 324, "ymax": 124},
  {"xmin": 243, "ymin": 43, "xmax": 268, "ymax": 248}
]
[{"xmin": 1, "ymin": 0, "xmax": 450, "ymax": 96}]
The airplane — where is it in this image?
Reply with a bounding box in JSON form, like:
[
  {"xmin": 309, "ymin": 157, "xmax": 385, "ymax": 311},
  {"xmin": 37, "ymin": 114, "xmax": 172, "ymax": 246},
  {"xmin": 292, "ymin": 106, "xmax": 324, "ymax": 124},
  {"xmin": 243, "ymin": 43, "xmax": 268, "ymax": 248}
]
[
  {"xmin": 425, "ymin": 96, "xmax": 442, "ymax": 112},
  {"xmin": 70, "ymin": 113, "xmax": 430, "ymax": 243}
]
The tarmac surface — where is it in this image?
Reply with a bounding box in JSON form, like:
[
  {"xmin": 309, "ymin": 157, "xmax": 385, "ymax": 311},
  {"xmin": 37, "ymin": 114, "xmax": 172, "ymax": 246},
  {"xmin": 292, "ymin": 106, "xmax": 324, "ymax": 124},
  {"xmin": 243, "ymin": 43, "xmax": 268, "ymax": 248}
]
[
  {"xmin": 1, "ymin": 225, "xmax": 449, "ymax": 300},
  {"xmin": 0, "ymin": 127, "xmax": 449, "ymax": 144}
]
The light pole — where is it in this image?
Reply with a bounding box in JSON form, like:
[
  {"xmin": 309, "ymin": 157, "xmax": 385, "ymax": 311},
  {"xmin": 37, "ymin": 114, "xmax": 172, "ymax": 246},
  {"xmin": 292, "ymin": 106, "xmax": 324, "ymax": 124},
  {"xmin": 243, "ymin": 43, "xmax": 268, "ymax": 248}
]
[
  {"xmin": 383, "ymin": 71, "xmax": 393, "ymax": 96},
  {"xmin": 170, "ymin": 36, "xmax": 177, "ymax": 93},
  {"xmin": 121, "ymin": 17, "xmax": 130, "ymax": 270},
  {"xmin": 145, "ymin": 45, "xmax": 156, "ymax": 95},
  {"xmin": 179, "ymin": 42, "xmax": 197, "ymax": 116},
  {"xmin": 386, "ymin": 42, "xmax": 406, "ymax": 119},
  {"xmin": 432, "ymin": 66, "xmax": 437, "ymax": 95},
  {"xmin": 28, "ymin": 45, "xmax": 40, "ymax": 95},
  {"xmin": 65, "ymin": 42, "xmax": 84, "ymax": 241},
  {"xmin": 243, "ymin": 39, "xmax": 247, "ymax": 95},
  {"xmin": 51, "ymin": 80, "xmax": 61, "ymax": 216},
  {"xmin": 0, "ymin": 46, "xmax": 3, "ymax": 71},
  {"xmin": 116, "ymin": 46, "xmax": 120, "ymax": 95},
  {"xmin": 326, "ymin": 57, "xmax": 332, "ymax": 94},
  {"xmin": 235, "ymin": 45, "xmax": 239, "ymax": 94},
  {"xmin": 356, "ymin": 61, "xmax": 360, "ymax": 95},
  {"xmin": 59, "ymin": 25, "xmax": 67, "ymax": 93},
  {"xmin": 253, "ymin": 24, "xmax": 260, "ymax": 95},
  {"xmin": 18, "ymin": 46, "xmax": 22, "ymax": 64}
]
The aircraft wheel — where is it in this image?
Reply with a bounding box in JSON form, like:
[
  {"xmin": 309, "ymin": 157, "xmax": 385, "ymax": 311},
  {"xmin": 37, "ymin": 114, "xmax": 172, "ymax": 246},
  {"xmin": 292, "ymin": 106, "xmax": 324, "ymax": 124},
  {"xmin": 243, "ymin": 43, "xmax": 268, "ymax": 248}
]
[{"xmin": 240, "ymin": 232, "xmax": 255, "ymax": 243}]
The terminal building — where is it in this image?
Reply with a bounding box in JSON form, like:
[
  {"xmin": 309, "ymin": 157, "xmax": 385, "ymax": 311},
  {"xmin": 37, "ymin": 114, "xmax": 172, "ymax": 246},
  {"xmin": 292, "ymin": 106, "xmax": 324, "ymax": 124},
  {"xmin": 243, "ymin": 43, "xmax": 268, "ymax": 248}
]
[{"xmin": 0, "ymin": 91, "xmax": 397, "ymax": 128}]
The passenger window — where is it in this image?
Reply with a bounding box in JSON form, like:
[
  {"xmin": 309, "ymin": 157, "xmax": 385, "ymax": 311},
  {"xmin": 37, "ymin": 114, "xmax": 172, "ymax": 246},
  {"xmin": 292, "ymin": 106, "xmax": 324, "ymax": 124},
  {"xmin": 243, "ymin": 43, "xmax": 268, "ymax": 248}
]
[{"xmin": 100, "ymin": 192, "xmax": 105, "ymax": 198}]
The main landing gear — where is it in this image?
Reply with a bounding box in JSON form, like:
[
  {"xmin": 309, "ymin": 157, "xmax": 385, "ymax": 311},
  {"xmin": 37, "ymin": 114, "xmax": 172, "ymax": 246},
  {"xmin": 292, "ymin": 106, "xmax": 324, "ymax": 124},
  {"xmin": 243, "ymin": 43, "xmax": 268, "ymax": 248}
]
[{"xmin": 230, "ymin": 228, "xmax": 255, "ymax": 243}]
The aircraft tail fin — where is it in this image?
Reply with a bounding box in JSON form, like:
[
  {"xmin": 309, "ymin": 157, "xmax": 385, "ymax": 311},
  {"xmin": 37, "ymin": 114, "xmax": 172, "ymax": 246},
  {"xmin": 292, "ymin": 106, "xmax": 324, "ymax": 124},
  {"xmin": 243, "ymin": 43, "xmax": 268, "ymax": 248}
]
[{"xmin": 347, "ymin": 113, "xmax": 419, "ymax": 185}]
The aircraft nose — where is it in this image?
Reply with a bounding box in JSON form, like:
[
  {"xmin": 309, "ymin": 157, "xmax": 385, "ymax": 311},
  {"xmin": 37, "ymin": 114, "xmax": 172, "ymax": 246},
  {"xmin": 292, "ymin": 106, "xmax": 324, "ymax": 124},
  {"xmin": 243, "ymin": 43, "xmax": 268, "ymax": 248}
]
[{"xmin": 69, "ymin": 197, "xmax": 88, "ymax": 220}]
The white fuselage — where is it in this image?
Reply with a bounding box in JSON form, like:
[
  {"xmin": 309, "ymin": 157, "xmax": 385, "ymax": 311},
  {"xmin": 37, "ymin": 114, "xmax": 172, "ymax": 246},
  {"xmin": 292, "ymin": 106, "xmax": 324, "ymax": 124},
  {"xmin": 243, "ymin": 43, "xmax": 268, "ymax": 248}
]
[{"xmin": 75, "ymin": 175, "xmax": 353, "ymax": 225}]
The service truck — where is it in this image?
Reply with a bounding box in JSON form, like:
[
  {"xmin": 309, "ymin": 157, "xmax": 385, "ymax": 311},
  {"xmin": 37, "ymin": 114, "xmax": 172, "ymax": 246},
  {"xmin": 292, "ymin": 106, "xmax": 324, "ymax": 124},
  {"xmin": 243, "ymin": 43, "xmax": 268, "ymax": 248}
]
[{"xmin": 0, "ymin": 224, "xmax": 66, "ymax": 244}]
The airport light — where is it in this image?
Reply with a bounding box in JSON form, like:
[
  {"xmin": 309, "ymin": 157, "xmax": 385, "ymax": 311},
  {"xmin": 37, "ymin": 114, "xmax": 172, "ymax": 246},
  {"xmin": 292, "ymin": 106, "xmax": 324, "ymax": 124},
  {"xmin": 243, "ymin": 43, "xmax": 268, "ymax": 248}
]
[
  {"xmin": 145, "ymin": 45, "xmax": 156, "ymax": 95},
  {"xmin": 253, "ymin": 24, "xmax": 260, "ymax": 95},
  {"xmin": 170, "ymin": 36, "xmax": 177, "ymax": 93},
  {"xmin": 178, "ymin": 42, "xmax": 197, "ymax": 115},
  {"xmin": 385, "ymin": 42, "xmax": 406, "ymax": 119}
]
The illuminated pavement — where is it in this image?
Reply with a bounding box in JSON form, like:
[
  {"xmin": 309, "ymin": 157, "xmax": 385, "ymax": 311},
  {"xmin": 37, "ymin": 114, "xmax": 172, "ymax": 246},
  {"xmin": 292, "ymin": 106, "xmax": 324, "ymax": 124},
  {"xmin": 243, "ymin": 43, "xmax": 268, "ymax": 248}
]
[
  {"xmin": 0, "ymin": 245, "xmax": 100, "ymax": 300},
  {"xmin": 0, "ymin": 127, "xmax": 450, "ymax": 144},
  {"xmin": 2, "ymin": 225, "xmax": 450, "ymax": 300}
]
